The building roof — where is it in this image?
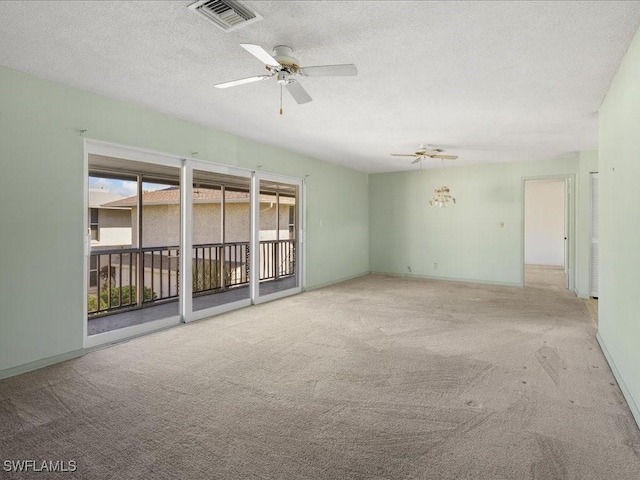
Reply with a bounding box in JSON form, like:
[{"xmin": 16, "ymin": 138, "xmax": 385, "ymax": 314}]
[
  {"xmin": 103, "ymin": 187, "xmax": 294, "ymax": 207},
  {"xmin": 88, "ymin": 188, "xmax": 127, "ymax": 208}
]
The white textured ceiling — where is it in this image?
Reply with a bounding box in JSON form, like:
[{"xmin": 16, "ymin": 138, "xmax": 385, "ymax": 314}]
[{"xmin": 1, "ymin": 1, "xmax": 640, "ymax": 172}]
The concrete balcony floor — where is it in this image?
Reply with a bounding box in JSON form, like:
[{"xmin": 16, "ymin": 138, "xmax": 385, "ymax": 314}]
[{"xmin": 88, "ymin": 276, "xmax": 298, "ymax": 336}]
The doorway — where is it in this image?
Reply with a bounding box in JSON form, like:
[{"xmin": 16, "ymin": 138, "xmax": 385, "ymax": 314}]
[{"xmin": 523, "ymin": 178, "xmax": 570, "ymax": 291}]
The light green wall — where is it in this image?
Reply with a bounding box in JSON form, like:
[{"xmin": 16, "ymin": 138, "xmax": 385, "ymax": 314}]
[
  {"xmin": 369, "ymin": 157, "xmax": 592, "ymax": 288},
  {"xmin": 0, "ymin": 66, "xmax": 369, "ymax": 372},
  {"xmin": 598, "ymin": 24, "xmax": 640, "ymax": 426},
  {"xmin": 576, "ymin": 150, "xmax": 598, "ymax": 298},
  {"xmin": 0, "ymin": 59, "xmax": 614, "ymax": 388}
]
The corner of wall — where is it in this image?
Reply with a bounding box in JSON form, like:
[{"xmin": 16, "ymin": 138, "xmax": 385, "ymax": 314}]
[
  {"xmin": 597, "ymin": 333, "xmax": 640, "ymax": 428},
  {"xmin": 597, "ymin": 22, "xmax": 640, "ymax": 431}
]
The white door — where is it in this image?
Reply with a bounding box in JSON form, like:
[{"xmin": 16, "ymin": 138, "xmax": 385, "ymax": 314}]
[
  {"xmin": 590, "ymin": 173, "xmax": 599, "ymax": 297},
  {"xmin": 564, "ymin": 178, "xmax": 570, "ymax": 289}
]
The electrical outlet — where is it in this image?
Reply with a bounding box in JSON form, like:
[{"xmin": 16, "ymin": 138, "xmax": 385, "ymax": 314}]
[
  {"xmin": 407, "ymin": 266, "xmax": 412, "ymax": 273},
  {"xmin": 433, "ymin": 262, "xmax": 438, "ymax": 270}
]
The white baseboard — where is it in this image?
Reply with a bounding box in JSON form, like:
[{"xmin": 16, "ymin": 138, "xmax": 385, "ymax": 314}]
[
  {"xmin": 305, "ymin": 271, "xmax": 371, "ymax": 291},
  {"xmin": 0, "ymin": 349, "xmax": 86, "ymax": 380},
  {"xmin": 371, "ymin": 271, "xmax": 521, "ymax": 288},
  {"xmin": 0, "ymin": 272, "xmax": 372, "ymax": 381},
  {"xmin": 596, "ymin": 332, "xmax": 640, "ymax": 430}
]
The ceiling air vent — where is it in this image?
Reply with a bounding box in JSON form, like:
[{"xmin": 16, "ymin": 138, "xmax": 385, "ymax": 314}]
[{"xmin": 188, "ymin": 0, "xmax": 263, "ymax": 32}]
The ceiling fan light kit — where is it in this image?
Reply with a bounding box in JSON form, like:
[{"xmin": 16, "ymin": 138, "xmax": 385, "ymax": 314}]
[
  {"xmin": 214, "ymin": 44, "xmax": 357, "ymax": 114},
  {"xmin": 429, "ymin": 186, "xmax": 456, "ymax": 208},
  {"xmin": 390, "ymin": 144, "xmax": 458, "ymax": 207},
  {"xmin": 429, "ymin": 158, "xmax": 456, "ymax": 208}
]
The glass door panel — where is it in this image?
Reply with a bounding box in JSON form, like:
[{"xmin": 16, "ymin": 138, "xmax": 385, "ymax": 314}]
[
  {"xmin": 189, "ymin": 168, "xmax": 251, "ymax": 318},
  {"xmin": 257, "ymin": 178, "xmax": 301, "ymax": 299},
  {"xmin": 140, "ymin": 176, "xmax": 181, "ymax": 319},
  {"xmin": 87, "ymin": 173, "xmax": 138, "ymax": 332},
  {"xmin": 86, "ymin": 153, "xmax": 182, "ymax": 344}
]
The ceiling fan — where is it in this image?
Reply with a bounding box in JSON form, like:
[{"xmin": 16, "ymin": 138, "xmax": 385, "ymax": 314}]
[
  {"xmin": 214, "ymin": 44, "xmax": 357, "ymax": 113},
  {"xmin": 391, "ymin": 144, "xmax": 458, "ymax": 164}
]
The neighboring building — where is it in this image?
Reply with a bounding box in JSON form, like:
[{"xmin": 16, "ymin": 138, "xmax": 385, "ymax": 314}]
[
  {"xmin": 102, "ymin": 186, "xmax": 294, "ymax": 247},
  {"xmin": 87, "ymin": 188, "xmax": 132, "ymax": 291},
  {"xmin": 88, "ymin": 187, "xmax": 296, "ymax": 314},
  {"xmin": 88, "ymin": 187, "xmax": 132, "ymax": 249}
]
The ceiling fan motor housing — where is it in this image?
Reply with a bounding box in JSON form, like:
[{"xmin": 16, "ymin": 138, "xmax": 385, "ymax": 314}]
[{"xmin": 272, "ymin": 45, "xmax": 300, "ymax": 74}]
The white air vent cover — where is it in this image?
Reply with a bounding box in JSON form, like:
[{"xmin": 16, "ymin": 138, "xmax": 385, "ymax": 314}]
[{"xmin": 188, "ymin": 0, "xmax": 262, "ymax": 32}]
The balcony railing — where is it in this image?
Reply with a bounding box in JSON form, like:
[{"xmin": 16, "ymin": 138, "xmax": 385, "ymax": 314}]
[{"xmin": 88, "ymin": 240, "xmax": 295, "ymax": 317}]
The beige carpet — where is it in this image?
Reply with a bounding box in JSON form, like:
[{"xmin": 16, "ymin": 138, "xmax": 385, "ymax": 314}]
[
  {"xmin": 524, "ymin": 264, "xmax": 566, "ymax": 291},
  {"xmin": 0, "ymin": 273, "xmax": 638, "ymax": 479},
  {"xmin": 525, "ymin": 264, "xmax": 599, "ymax": 325}
]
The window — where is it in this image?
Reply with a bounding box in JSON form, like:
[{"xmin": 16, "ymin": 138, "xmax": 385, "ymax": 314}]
[
  {"xmin": 89, "ymin": 255, "xmax": 98, "ymax": 288},
  {"xmin": 289, "ymin": 205, "xmax": 295, "ymax": 236},
  {"xmin": 90, "ymin": 208, "xmax": 99, "ymax": 241}
]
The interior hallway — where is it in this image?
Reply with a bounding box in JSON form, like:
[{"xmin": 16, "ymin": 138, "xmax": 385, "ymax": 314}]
[
  {"xmin": 0, "ymin": 274, "xmax": 638, "ymax": 479},
  {"xmin": 524, "ymin": 264, "xmax": 566, "ymax": 292},
  {"xmin": 525, "ymin": 264, "xmax": 599, "ymax": 326}
]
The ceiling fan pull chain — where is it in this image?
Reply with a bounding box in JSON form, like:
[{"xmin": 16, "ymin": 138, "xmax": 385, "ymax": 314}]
[{"xmin": 280, "ymin": 84, "xmax": 283, "ymax": 115}]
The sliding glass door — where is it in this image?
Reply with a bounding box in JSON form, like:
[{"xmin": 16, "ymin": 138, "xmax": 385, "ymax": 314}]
[
  {"xmin": 85, "ymin": 141, "xmax": 305, "ymax": 346},
  {"xmin": 85, "ymin": 146, "xmax": 182, "ymax": 347},
  {"xmin": 252, "ymin": 174, "xmax": 303, "ymax": 303},
  {"xmin": 184, "ymin": 163, "xmax": 252, "ymax": 322}
]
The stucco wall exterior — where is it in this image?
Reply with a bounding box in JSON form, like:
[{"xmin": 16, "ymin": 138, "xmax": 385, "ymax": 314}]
[
  {"xmin": 93, "ymin": 208, "xmax": 132, "ymax": 247},
  {"xmin": 128, "ymin": 201, "xmax": 293, "ymax": 248}
]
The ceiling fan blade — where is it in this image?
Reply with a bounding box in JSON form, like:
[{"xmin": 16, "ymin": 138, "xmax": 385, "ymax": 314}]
[
  {"xmin": 286, "ymin": 80, "xmax": 312, "ymax": 104},
  {"xmin": 390, "ymin": 154, "xmax": 419, "ymax": 157},
  {"xmin": 411, "ymin": 158, "xmax": 423, "ymax": 165},
  {"xmin": 430, "ymin": 154, "xmax": 458, "ymax": 160},
  {"xmin": 299, "ymin": 64, "xmax": 358, "ymax": 77},
  {"xmin": 239, "ymin": 44, "xmax": 280, "ymax": 68},
  {"xmin": 214, "ymin": 75, "xmax": 272, "ymax": 89}
]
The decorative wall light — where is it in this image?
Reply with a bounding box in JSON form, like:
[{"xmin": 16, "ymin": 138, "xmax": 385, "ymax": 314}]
[{"xmin": 429, "ymin": 160, "xmax": 456, "ymax": 207}]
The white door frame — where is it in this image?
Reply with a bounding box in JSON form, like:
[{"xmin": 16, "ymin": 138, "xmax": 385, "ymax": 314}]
[
  {"xmin": 251, "ymin": 171, "xmax": 305, "ymax": 304},
  {"xmin": 84, "ymin": 140, "xmax": 306, "ymax": 347},
  {"xmin": 183, "ymin": 159, "xmax": 253, "ymax": 323},
  {"xmin": 83, "ymin": 139, "xmax": 184, "ymax": 349},
  {"xmin": 521, "ymin": 174, "xmax": 576, "ymax": 292},
  {"xmin": 589, "ymin": 172, "xmax": 599, "ymax": 298}
]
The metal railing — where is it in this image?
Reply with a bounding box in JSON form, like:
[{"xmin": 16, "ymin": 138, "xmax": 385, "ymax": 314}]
[
  {"xmin": 88, "ymin": 240, "xmax": 295, "ymax": 316},
  {"xmin": 192, "ymin": 242, "xmax": 250, "ymax": 295},
  {"xmin": 259, "ymin": 240, "xmax": 295, "ymax": 280}
]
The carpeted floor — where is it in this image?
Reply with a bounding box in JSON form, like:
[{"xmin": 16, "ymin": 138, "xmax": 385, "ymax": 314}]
[
  {"xmin": 585, "ymin": 298, "xmax": 599, "ymax": 325},
  {"xmin": 0, "ymin": 273, "xmax": 638, "ymax": 479},
  {"xmin": 524, "ymin": 264, "xmax": 566, "ymax": 291}
]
